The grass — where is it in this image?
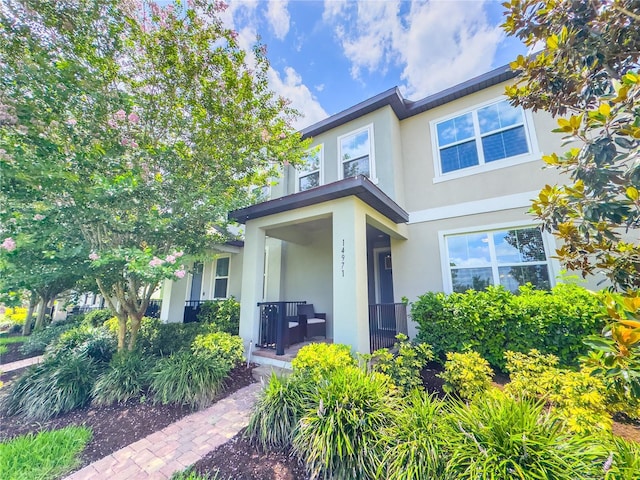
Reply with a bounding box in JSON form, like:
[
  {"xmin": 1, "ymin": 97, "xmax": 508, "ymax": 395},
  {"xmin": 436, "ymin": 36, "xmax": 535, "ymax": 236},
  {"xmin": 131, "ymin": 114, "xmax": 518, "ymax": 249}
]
[
  {"xmin": 0, "ymin": 426, "xmax": 92, "ymax": 480},
  {"xmin": 0, "ymin": 336, "xmax": 28, "ymax": 356}
]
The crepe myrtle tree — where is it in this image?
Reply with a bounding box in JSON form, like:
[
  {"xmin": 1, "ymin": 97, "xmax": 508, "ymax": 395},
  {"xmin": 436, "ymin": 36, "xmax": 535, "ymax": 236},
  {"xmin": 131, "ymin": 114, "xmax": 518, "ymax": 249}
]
[
  {"xmin": 0, "ymin": 0, "xmax": 308, "ymax": 351},
  {"xmin": 503, "ymin": 0, "xmax": 640, "ymax": 399}
]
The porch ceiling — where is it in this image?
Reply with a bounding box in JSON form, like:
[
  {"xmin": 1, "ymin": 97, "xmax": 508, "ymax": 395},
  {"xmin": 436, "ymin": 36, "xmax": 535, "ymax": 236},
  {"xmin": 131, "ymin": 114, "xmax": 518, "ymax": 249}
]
[
  {"xmin": 228, "ymin": 175, "xmax": 409, "ymax": 225},
  {"xmin": 266, "ymin": 217, "xmax": 332, "ymax": 244}
]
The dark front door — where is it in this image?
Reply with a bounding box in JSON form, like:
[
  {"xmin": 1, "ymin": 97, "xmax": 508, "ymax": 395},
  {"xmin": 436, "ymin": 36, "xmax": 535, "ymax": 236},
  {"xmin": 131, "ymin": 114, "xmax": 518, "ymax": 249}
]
[
  {"xmin": 377, "ymin": 250, "xmax": 394, "ymax": 303},
  {"xmin": 190, "ymin": 262, "xmax": 203, "ymax": 302}
]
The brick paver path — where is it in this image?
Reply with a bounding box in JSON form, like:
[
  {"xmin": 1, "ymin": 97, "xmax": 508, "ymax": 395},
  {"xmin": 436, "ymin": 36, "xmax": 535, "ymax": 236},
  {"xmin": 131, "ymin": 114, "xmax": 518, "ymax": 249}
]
[
  {"xmin": 64, "ymin": 382, "xmax": 262, "ymax": 480},
  {"xmin": 0, "ymin": 355, "xmax": 43, "ymax": 372}
]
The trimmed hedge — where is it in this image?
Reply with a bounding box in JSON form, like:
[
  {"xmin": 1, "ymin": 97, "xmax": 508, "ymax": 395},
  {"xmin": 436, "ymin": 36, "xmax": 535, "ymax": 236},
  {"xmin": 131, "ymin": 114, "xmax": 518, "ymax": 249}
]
[{"xmin": 412, "ymin": 284, "xmax": 605, "ymax": 369}]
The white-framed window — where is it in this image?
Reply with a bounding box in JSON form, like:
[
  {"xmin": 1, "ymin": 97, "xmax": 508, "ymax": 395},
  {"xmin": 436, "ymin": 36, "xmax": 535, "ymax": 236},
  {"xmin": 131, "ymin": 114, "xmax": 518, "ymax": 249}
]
[
  {"xmin": 431, "ymin": 98, "xmax": 539, "ymax": 181},
  {"xmin": 297, "ymin": 144, "xmax": 323, "ymax": 192},
  {"xmin": 338, "ymin": 124, "xmax": 376, "ymax": 180},
  {"xmin": 212, "ymin": 256, "xmax": 230, "ymax": 299},
  {"xmin": 441, "ymin": 225, "xmax": 553, "ymax": 293}
]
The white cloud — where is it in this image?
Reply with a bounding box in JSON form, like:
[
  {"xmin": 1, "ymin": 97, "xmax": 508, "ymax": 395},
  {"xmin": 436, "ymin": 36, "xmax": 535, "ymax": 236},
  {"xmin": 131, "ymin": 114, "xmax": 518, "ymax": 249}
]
[
  {"xmin": 323, "ymin": 0, "xmax": 504, "ymax": 99},
  {"xmin": 266, "ymin": 0, "xmax": 290, "ymax": 40},
  {"xmin": 315, "ymin": 83, "xmax": 325, "ymax": 92}
]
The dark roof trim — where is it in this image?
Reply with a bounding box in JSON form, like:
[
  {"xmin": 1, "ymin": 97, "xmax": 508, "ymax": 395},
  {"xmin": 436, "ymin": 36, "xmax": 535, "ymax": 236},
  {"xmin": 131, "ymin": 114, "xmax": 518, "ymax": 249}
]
[
  {"xmin": 301, "ymin": 64, "xmax": 516, "ymax": 139},
  {"xmin": 229, "ymin": 176, "xmax": 409, "ymax": 225}
]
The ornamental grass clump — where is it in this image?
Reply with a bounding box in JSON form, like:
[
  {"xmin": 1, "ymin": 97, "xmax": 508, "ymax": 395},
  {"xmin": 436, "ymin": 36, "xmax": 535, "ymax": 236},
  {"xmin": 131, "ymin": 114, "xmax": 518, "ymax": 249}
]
[
  {"xmin": 151, "ymin": 351, "xmax": 230, "ymax": 408},
  {"xmin": 2, "ymin": 352, "xmax": 100, "ymax": 420},
  {"xmin": 246, "ymin": 373, "xmax": 315, "ymax": 451},
  {"xmin": 443, "ymin": 391, "xmax": 598, "ymax": 480},
  {"xmin": 92, "ymin": 351, "xmax": 153, "ymax": 405},
  {"xmin": 379, "ymin": 389, "xmax": 449, "ymax": 480},
  {"xmin": 438, "ymin": 350, "xmax": 493, "ymax": 400},
  {"xmin": 293, "ymin": 366, "xmax": 398, "ymax": 480},
  {"xmin": 602, "ymin": 436, "xmax": 640, "ymax": 480},
  {"xmin": 290, "ymin": 342, "xmax": 356, "ymax": 381}
]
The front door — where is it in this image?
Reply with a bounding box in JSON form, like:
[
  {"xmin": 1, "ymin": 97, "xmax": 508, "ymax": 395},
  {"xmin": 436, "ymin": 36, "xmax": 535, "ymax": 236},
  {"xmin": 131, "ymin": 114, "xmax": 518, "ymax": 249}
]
[
  {"xmin": 376, "ymin": 249, "xmax": 394, "ymax": 303},
  {"xmin": 189, "ymin": 262, "xmax": 203, "ymax": 302}
]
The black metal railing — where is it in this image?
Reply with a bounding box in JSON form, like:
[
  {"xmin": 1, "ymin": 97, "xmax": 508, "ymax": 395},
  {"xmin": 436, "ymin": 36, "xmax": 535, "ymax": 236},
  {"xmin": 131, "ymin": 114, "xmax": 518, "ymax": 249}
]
[
  {"xmin": 145, "ymin": 300, "xmax": 162, "ymax": 319},
  {"xmin": 257, "ymin": 301, "xmax": 306, "ymax": 355},
  {"xmin": 70, "ymin": 305, "xmax": 103, "ymax": 315},
  {"xmin": 183, "ymin": 300, "xmax": 205, "ymax": 323},
  {"xmin": 368, "ymin": 303, "xmax": 408, "ymax": 352}
]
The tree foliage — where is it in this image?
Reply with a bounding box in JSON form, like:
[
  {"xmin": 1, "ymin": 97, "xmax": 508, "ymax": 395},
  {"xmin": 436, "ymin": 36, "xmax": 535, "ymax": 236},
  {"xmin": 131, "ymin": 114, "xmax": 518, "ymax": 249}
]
[{"xmin": 0, "ymin": 0, "xmax": 307, "ymax": 350}]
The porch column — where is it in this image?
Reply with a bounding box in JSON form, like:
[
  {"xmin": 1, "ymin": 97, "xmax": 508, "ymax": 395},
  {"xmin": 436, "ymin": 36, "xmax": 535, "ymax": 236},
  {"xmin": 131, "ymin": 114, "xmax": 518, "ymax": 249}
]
[
  {"xmin": 332, "ymin": 199, "xmax": 370, "ymax": 353},
  {"xmin": 159, "ymin": 275, "xmax": 189, "ymax": 323},
  {"xmin": 239, "ymin": 221, "xmax": 266, "ymax": 345}
]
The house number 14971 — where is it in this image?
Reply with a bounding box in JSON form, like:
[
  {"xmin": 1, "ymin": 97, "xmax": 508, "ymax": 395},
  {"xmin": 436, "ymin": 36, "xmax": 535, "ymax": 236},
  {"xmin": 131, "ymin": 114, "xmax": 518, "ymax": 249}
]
[{"xmin": 341, "ymin": 239, "xmax": 345, "ymax": 277}]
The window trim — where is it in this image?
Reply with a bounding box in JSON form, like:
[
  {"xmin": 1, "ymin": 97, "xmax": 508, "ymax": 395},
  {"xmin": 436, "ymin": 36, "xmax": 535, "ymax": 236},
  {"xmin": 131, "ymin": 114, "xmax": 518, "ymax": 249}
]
[
  {"xmin": 295, "ymin": 144, "xmax": 324, "ymax": 193},
  {"xmin": 438, "ymin": 222, "xmax": 559, "ymax": 294},
  {"xmin": 210, "ymin": 255, "xmax": 231, "ymax": 299},
  {"xmin": 337, "ymin": 124, "xmax": 377, "ymax": 183},
  {"xmin": 430, "ymin": 97, "xmax": 541, "ymax": 183}
]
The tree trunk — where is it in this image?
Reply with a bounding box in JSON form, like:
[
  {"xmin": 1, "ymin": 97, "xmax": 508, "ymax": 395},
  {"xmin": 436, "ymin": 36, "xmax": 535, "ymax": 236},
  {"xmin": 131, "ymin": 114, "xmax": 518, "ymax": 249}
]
[
  {"xmin": 116, "ymin": 313, "xmax": 128, "ymax": 352},
  {"xmin": 127, "ymin": 312, "xmax": 144, "ymax": 351},
  {"xmin": 33, "ymin": 297, "xmax": 48, "ymax": 331},
  {"xmin": 22, "ymin": 292, "xmax": 37, "ymax": 336}
]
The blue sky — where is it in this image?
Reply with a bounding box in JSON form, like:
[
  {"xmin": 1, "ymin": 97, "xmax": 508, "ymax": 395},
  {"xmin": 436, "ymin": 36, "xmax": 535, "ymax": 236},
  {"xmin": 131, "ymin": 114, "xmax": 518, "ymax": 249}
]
[{"xmin": 220, "ymin": 1, "xmax": 528, "ymax": 129}]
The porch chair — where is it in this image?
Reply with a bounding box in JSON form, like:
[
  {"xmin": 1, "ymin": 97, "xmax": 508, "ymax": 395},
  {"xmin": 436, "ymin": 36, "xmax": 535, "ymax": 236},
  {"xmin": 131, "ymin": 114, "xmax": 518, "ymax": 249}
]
[{"xmin": 297, "ymin": 304, "xmax": 327, "ymax": 339}]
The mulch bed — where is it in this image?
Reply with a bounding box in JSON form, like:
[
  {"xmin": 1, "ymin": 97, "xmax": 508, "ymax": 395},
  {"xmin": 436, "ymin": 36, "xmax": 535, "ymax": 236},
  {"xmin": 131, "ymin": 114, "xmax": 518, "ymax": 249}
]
[
  {"xmin": 0, "ymin": 365, "xmax": 256, "ymax": 471},
  {"xmin": 0, "ymin": 340, "xmax": 41, "ymax": 365}
]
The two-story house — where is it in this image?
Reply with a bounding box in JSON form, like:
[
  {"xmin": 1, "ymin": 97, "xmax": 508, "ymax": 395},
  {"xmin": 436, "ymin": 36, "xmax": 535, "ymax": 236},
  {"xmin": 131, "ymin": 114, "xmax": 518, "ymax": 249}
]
[{"xmin": 158, "ymin": 64, "xmax": 604, "ymax": 361}]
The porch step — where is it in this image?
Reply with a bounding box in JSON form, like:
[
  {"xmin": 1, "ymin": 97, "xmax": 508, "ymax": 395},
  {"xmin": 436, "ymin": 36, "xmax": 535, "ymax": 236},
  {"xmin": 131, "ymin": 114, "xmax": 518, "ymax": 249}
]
[
  {"xmin": 251, "ymin": 364, "xmax": 292, "ymax": 383},
  {"xmin": 250, "ymin": 349, "xmax": 293, "ymax": 371}
]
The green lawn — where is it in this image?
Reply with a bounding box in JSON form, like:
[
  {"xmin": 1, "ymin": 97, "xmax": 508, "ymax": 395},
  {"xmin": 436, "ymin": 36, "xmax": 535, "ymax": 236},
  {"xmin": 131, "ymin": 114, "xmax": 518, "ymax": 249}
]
[{"xmin": 0, "ymin": 426, "xmax": 92, "ymax": 480}]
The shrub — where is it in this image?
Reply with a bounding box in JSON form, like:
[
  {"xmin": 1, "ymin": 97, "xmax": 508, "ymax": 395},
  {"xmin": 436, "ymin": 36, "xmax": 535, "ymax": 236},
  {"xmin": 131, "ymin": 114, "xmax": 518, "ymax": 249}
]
[
  {"xmin": 368, "ymin": 334, "xmax": 433, "ymax": 392},
  {"xmin": 246, "ymin": 373, "xmax": 315, "ymax": 451},
  {"xmin": 135, "ymin": 320, "xmax": 210, "ymax": 357},
  {"xmin": 438, "ymin": 351, "xmax": 493, "ymax": 400},
  {"xmin": 151, "ymin": 351, "xmax": 230, "ymax": 408},
  {"xmin": 92, "ymin": 351, "xmax": 153, "ymax": 405},
  {"xmin": 379, "ymin": 390, "xmax": 448, "ymax": 480},
  {"xmin": 443, "ymin": 391, "xmax": 598, "ymax": 480},
  {"xmin": 290, "ymin": 343, "xmax": 356, "ymax": 381},
  {"xmin": 191, "ymin": 331, "xmax": 244, "ymax": 368},
  {"xmin": 412, "ymin": 283, "xmax": 605, "ymax": 369},
  {"xmin": 3, "ymin": 306, "xmax": 28, "ymax": 324},
  {"xmin": 504, "ymin": 350, "xmax": 612, "ymax": 435},
  {"xmin": 47, "ymin": 325, "xmax": 116, "ymax": 363},
  {"xmin": 2, "ymin": 352, "xmax": 100, "ymax": 420},
  {"xmin": 83, "ymin": 309, "xmax": 114, "ymax": 327},
  {"xmin": 197, "ymin": 298, "xmax": 240, "ymax": 334},
  {"xmin": 0, "ymin": 426, "xmax": 92, "ymax": 480},
  {"xmin": 293, "ymin": 366, "xmax": 398, "ymax": 480},
  {"xmin": 19, "ymin": 321, "xmax": 78, "ymax": 355}
]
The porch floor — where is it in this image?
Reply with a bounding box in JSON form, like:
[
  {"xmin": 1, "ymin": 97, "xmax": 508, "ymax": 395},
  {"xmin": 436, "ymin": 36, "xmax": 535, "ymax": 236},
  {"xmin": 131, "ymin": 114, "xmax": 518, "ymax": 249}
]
[{"xmin": 252, "ymin": 337, "xmax": 333, "ymax": 364}]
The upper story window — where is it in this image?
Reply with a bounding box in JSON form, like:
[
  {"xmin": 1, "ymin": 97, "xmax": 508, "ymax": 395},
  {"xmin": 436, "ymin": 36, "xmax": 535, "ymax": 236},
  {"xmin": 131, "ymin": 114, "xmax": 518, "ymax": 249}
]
[
  {"xmin": 297, "ymin": 145, "xmax": 323, "ymax": 192},
  {"xmin": 444, "ymin": 226, "xmax": 551, "ymax": 293},
  {"xmin": 339, "ymin": 125, "xmax": 375, "ymax": 180},
  {"xmin": 433, "ymin": 99, "xmax": 536, "ymax": 178},
  {"xmin": 213, "ymin": 256, "xmax": 230, "ymax": 298}
]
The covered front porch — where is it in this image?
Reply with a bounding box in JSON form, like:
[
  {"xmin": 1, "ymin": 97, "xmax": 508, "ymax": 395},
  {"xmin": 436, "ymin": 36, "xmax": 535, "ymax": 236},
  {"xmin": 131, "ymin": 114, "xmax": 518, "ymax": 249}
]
[{"xmin": 230, "ymin": 176, "xmax": 409, "ymax": 357}]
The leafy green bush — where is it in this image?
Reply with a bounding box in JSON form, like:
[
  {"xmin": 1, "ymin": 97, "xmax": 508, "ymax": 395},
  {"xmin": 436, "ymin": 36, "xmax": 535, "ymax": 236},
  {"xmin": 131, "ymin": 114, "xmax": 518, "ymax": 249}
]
[
  {"xmin": 438, "ymin": 351, "xmax": 493, "ymax": 400},
  {"xmin": 290, "ymin": 343, "xmax": 356, "ymax": 381},
  {"xmin": 368, "ymin": 334, "xmax": 433, "ymax": 392},
  {"xmin": 0, "ymin": 426, "xmax": 92, "ymax": 480},
  {"xmin": 379, "ymin": 390, "xmax": 448, "ymax": 480},
  {"xmin": 136, "ymin": 320, "xmax": 210, "ymax": 357},
  {"xmin": 293, "ymin": 366, "xmax": 398, "ymax": 480},
  {"xmin": 19, "ymin": 321, "xmax": 78, "ymax": 355},
  {"xmin": 92, "ymin": 352, "xmax": 153, "ymax": 405},
  {"xmin": 246, "ymin": 373, "xmax": 315, "ymax": 451},
  {"xmin": 191, "ymin": 331, "xmax": 244, "ymax": 368},
  {"xmin": 443, "ymin": 391, "xmax": 598, "ymax": 480},
  {"xmin": 83, "ymin": 309, "xmax": 114, "ymax": 327},
  {"xmin": 412, "ymin": 283, "xmax": 605, "ymax": 369},
  {"xmin": 151, "ymin": 351, "xmax": 230, "ymax": 408},
  {"xmin": 2, "ymin": 352, "xmax": 100, "ymax": 420},
  {"xmin": 46, "ymin": 325, "xmax": 116, "ymax": 363},
  {"xmin": 504, "ymin": 350, "xmax": 612, "ymax": 434},
  {"xmin": 197, "ymin": 298, "xmax": 241, "ymax": 334}
]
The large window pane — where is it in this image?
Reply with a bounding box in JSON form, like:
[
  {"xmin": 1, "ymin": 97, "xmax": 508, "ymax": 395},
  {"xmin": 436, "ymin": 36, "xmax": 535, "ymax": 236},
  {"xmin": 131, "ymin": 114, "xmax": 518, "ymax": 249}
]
[
  {"xmin": 498, "ymin": 265, "xmax": 550, "ymax": 292},
  {"xmin": 343, "ymin": 156, "xmax": 370, "ymax": 177},
  {"xmin": 299, "ymin": 172, "xmax": 319, "ymax": 191},
  {"xmin": 478, "ymin": 100, "xmax": 523, "ymax": 134},
  {"xmin": 300, "ymin": 147, "xmax": 321, "ymax": 173},
  {"xmin": 494, "ymin": 229, "xmax": 546, "ymax": 263},
  {"xmin": 447, "ymin": 233, "xmax": 491, "ymax": 267},
  {"xmin": 451, "ymin": 267, "xmax": 493, "ymax": 293},
  {"xmin": 437, "ymin": 113, "xmax": 475, "ymax": 146},
  {"xmin": 482, "ymin": 126, "xmax": 528, "ymax": 162},
  {"xmin": 215, "ymin": 257, "xmax": 229, "ymax": 276},
  {"xmin": 341, "ymin": 130, "xmax": 369, "ymax": 161},
  {"xmin": 213, "ymin": 278, "xmax": 228, "ymax": 298},
  {"xmin": 440, "ymin": 140, "xmax": 479, "ymax": 173}
]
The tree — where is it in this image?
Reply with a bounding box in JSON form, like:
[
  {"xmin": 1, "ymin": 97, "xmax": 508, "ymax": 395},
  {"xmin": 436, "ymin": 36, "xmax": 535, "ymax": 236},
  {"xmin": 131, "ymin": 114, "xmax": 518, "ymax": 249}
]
[
  {"xmin": 0, "ymin": 0, "xmax": 307, "ymax": 350},
  {"xmin": 503, "ymin": 0, "xmax": 640, "ymax": 403}
]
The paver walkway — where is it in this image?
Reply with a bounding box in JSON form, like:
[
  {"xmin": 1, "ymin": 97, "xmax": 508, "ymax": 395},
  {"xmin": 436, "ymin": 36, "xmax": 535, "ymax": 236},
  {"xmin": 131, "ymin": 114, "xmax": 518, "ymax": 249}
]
[
  {"xmin": 64, "ymin": 382, "xmax": 262, "ymax": 480},
  {"xmin": 0, "ymin": 355, "xmax": 43, "ymax": 372}
]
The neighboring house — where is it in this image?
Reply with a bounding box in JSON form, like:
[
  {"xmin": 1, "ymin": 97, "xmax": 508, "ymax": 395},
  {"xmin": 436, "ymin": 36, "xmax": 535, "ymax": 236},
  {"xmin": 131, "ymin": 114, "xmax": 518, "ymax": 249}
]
[{"xmin": 160, "ymin": 64, "xmax": 606, "ymax": 359}]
